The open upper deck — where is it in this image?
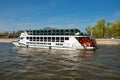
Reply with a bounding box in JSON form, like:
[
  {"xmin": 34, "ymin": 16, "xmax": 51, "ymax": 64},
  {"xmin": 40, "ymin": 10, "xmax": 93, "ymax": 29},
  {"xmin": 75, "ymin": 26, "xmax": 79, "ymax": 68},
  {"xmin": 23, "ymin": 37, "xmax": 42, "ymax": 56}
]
[{"xmin": 25, "ymin": 28, "xmax": 83, "ymax": 35}]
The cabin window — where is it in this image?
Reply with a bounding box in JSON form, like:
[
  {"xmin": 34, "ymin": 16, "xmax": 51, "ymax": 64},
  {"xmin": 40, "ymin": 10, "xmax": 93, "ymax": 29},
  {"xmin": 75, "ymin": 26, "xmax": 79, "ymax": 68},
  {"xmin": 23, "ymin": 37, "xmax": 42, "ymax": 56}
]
[
  {"xmin": 30, "ymin": 37, "xmax": 32, "ymax": 41},
  {"xmin": 65, "ymin": 37, "xmax": 69, "ymax": 40},
  {"xmin": 52, "ymin": 30, "xmax": 55, "ymax": 35},
  {"xmin": 40, "ymin": 37, "xmax": 43, "ymax": 41},
  {"xmin": 70, "ymin": 29, "xmax": 75, "ymax": 35},
  {"xmin": 65, "ymin": 30, "xmax": 69, "ymax": 35},
  {"xmin": 40, "ymin": 37, "xmax": 43, "ymax": 39},
  {"xmin": 30, "ymin": 31, "xmax": 33, "ymax": 35},
  {"xmin": 56, "ymin": 30, "xmax": 60, "ymax": 35},
  {"xmin": 33, "ymin": 31, "xmax": 36, "ymax": 35},
  {"xmin": 26, "ymin": 37, "xmax": 29, "ymax": 40},
  {"xmin": 61, "ymin": 37, "xmax": 64, "ymax": 42},
  {"xmin": 37, "ymin": 30, "xmax": 40, "ymax": 35},
  {"xmin": 48, "ymin": 30, "xmax": 51, "ymax": 35},
  {"xmin": 40, "ymin": 30, "xmax": 43, "ymax": 35},
  {"xmin": 40, "ymin": 39, "xmax": 43, "ymax": 41},
  {"xmin": 48, "ymin": 37, "xmax": 51, "ymax": 42},
  {"xmin": 44, "ymin": 37, "xmax": 47, "ymax": 42},
  {"xmin": 56, "ymin": 37, "xmax": 59, "ymax": 42},
  {"xmin": 52, "ymin": 37, "xmax": 55, "ymax": 42},
  {"xmin": 48, "ymin": 43, "xmax": 51, "ymax": 45},
  {"xmin": 44, "ymin": 30, "xmax": 47, "ymax": 35},
  {"xmin": 33, "ymin": 37, "xmax": 36, "ymax": 41},
  {"xmin": 60, "ymin": 30, "xmax": 64, "ymax": 35},
  {"xmin": 37, "ymin": 37, "xmax": 39, "ymax": 41},
  {"xmin": 56, "ymin": 43, "xmax": 63, "ymax": 46}
]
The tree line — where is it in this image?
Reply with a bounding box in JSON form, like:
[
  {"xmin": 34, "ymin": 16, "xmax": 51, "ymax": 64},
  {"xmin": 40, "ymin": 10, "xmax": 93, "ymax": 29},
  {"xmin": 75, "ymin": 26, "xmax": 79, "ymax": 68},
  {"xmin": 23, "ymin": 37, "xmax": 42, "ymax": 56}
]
[
  {"xmin": 85, "ymin": 19, "xmax": 120, "ymax": 39},
  {"xmin": 0, "ymin": 20, "xmax": 120, "ymax": 39},
  {"xmin": 0, "ymin": 31, "xmax": 22, "ymax": 38}
]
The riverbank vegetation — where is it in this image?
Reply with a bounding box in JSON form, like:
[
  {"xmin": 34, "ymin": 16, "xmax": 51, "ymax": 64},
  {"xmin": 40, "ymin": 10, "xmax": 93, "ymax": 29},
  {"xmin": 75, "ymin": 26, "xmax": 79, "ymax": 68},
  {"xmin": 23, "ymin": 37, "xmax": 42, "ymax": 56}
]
[
  {"xmin": 0, "ymin": 19, "xmax": 120, "ymax": 39},
  {"xmin": 85, "ymin": 19, "xmax": 120, "ymax": 39},
  {"xmin": 0, "ymin": 31, "xmax": 21, "ymax": 38}
]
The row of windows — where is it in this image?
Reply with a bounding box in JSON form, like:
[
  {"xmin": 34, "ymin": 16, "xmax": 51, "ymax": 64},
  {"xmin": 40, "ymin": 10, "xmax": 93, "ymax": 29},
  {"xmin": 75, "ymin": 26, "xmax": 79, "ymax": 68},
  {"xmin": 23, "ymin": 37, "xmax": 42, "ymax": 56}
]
[
  {"xmin": 26, "ymin": 42, "xmax": 51, "ymax": 45},
  {"xmin": 27, "ymin": 31, "xmax": 75, "ymax": 35},
  {"xmin": 26, "ymin": 37, "xmax": 69, "ymax": 42},
  {"xmin": 26, "ymin": 42, "xmax": 63, "ymax": 46},
  {"xmin": 26, "ymin": 29, "xmax": 80, "ymax": 35},
  {"xmin": 56, "ymin": 43, "xmax": 63, "ymax": 46}
]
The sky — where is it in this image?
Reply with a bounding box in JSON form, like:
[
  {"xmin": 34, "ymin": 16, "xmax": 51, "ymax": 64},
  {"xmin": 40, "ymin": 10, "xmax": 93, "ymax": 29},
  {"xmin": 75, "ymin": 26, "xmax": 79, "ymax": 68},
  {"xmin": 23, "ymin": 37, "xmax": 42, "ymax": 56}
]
[{"xmin": 0, "ymin": 0, "xmax": 120, "ymax": 32}]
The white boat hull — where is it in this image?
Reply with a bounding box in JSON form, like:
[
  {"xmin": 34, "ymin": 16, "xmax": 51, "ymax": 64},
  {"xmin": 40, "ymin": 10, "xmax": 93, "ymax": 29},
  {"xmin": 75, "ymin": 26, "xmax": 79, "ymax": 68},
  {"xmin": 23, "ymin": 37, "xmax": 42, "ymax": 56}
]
[
  {"xmin": 12, "ymin": 41, "xmax": 26, "ymax": 47},
  {"xmin": 12, "ymin": 41, "xmax": 96, "ymax": 50}
]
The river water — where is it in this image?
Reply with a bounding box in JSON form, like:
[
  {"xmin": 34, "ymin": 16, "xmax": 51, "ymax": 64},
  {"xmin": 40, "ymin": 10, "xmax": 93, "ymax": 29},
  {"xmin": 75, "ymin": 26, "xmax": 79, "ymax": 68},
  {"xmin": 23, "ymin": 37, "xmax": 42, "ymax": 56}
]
[{"xmin": 0, "ymin": 43, "xmax": 120, "ymax": 80}]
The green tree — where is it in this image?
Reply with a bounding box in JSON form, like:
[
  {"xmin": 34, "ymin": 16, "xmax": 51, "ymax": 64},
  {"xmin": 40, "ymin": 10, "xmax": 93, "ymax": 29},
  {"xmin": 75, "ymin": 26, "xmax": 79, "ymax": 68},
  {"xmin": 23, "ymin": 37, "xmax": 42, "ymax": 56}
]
[
  {"xmin": 85, "ymin": 19, "xmax": 120, "ymax": 39},
  {"xmin": 92, "ymin": 19, "xmax": 106, "ymax": 38},
  {"xmin": 111, "ymin": 20, "xmax": 120, "ymax": 38},
  {"xmin": 104, "ymin": 22, "xmax": 112, "ymax": 38}
]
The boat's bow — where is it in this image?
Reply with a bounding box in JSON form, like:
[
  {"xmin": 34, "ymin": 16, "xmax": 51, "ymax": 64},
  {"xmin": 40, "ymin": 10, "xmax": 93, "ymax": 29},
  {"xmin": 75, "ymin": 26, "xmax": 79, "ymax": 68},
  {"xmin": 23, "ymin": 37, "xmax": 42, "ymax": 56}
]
[{"xmin": 12, "ymin": 41, "xmax": 20, "ymax": 46}]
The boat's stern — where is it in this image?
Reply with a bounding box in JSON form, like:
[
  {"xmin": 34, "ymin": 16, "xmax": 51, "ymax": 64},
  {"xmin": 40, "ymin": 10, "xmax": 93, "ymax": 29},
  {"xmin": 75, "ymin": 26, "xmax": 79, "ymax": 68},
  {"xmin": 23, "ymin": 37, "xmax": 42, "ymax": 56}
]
[
  {"xmin": 80, "ymin": 37, "xmax": 97, "ymax": 50},
  {"xmin": 76, "ymin": 36, "xmax": 97, "ymax": 50}
]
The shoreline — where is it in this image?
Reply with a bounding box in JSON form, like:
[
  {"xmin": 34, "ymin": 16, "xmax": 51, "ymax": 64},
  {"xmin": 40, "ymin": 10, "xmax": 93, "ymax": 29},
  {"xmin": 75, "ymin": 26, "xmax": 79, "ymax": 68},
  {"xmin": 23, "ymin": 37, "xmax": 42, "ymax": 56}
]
[
  {"xmin": 0, "ymin": 38, "xmax": 120, "ymax": 45},
  {"xmin": 0, "ymin": 38, "xmax": 15, "ymax": 43},
  {"xmin": 96, "ymin": 39, "xmax": 120, "ymax": 45}
]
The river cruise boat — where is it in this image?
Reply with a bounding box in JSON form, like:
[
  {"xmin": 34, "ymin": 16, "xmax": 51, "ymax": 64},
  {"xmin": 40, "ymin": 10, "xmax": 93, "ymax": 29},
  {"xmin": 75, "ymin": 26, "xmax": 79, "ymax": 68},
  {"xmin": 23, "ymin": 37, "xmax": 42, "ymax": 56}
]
[{"xmin": 12, "ymin": 28, "xmax": 97, "ymax": 50}]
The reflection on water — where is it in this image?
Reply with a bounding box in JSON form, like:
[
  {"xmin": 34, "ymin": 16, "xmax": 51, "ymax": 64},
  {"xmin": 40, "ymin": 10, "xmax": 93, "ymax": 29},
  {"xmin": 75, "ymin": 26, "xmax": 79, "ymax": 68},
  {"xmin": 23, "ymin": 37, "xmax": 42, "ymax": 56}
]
[{"xmin": 0, "ymin": 43, "xmax": 120, "ymax": 80}]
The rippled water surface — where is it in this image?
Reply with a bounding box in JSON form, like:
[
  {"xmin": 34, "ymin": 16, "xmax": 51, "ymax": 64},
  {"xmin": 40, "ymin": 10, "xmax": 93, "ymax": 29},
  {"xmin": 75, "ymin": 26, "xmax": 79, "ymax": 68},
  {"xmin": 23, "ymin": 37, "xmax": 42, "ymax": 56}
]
[{"xmin": 0, "ymin": 43, "xmax": 120, "ymax": 80}]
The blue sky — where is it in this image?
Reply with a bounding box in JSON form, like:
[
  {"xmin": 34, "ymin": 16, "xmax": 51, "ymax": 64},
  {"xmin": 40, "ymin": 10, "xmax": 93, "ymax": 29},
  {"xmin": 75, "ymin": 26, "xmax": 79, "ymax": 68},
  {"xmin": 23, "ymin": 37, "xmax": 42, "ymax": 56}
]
[{"xmin": 0, "ymin": 0, "xmax": 120, "ymax": 32}]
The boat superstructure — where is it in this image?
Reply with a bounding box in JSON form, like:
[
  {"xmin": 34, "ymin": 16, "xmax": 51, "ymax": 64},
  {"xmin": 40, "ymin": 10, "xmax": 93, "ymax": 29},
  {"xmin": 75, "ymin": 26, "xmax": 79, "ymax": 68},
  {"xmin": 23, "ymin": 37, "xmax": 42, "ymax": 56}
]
[{"xmin": 12, "ymin": 28, "xmax": 97, "ymax": 50}]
